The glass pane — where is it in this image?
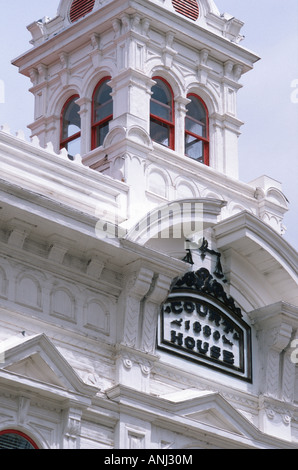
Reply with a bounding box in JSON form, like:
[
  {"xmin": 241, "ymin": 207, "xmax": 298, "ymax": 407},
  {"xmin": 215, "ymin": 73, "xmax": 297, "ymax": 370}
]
[
  {"xmin": 152, "ymin": 80, "xmax": 171, "ymax": 105},
  {"xmin": 0, "ymin": 433, "xmax": 35, "ymax": 449},
  {"xmin": 65, "ymin": 136, "xmax": 81, "ymax": 160},
  {"xmin": 187, "ymin": 96, "xmax": 206, "ymax": 122},
  {"xmin": 67, "ymin": 123, "xmax": 80, "ymax": 137},
  {"xmin": 185, "ymin": 134, "xmax": 203, "ymax": 162},
  {"xmin": 186, "ymin": 96, "xmax": 206, "ymax": 138},
  {"xmin": 150, "ymin": 99, "xmax": 171, "ymax": 121},
  {"xmin": 62, "ymin": 98, "xmax": 81, "ymax": 139},
  {"xmin": 185, "ymin": 116, "xmax": 205, "ymax": 138},
  {"xmin": 95, "ymin": 122, "xmax": 110, "ymax": 148},
  {"xmin": 94, "ymin": 81, "xmax": 113, "ymax": 123},
  {"xmin": 150, "ymin": 79, "xmax": 172, "ymax": 121},
  {"xmin": 150, "ymin": 120, "xmax": 170, "ymax": 147},
  {"xmin": 94, "ymin": 100, "xmax": 113, "ymax": 123}
]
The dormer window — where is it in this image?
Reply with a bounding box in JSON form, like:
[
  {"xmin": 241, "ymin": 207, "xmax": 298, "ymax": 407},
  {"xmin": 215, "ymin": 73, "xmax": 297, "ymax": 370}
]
[
  {"xmin": 60, "ymin": 95, "xmax": 81, "ymax": 160},
  {"xmin": 185, "ymin": 94, "xmax": 209, "ymax": 165},
  {"xmin": 91, "ymin": 77, "xmax": 113, "ymax": 150},
  {"xmin": 69, "ymin": 0, "xmax": 95, "ymax": 23},
  {"xmin": 150, "ymin": 77, "xmax": 174, "ymax": 150},
  {"xmin": 172, "ymin": 0, "xmax": 199, "ymax": 21}
]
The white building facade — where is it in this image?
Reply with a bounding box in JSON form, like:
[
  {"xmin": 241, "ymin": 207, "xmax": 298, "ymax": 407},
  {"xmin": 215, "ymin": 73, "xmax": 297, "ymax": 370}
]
[{"xmin": 0, "ymin": 0, "xmax": 297, "ymax": 449}]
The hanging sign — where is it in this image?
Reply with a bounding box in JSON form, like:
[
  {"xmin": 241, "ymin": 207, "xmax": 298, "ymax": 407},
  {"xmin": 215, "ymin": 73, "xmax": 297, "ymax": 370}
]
[{"xmin": 158, "ymin": 268, "xmax": 252, "ymax": 382}]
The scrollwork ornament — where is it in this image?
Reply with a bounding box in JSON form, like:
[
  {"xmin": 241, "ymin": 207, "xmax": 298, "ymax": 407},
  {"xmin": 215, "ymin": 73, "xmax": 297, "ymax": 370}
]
[
  {"xmin": 265, "ymin": 407, "xmax": 275, "ymax": 420},
  {"xmin": 66, "ymin": 417, "xmax": 81, "ymax": 437},
  {"xmin": 174, "ymin": 268, "xmax": 242, "ymax": 317},
  {"xmin": 86, "ymin": 373, "xmax": 102, "ymax": 388},
  {"xmin": 283, "ymin": 414, "xmax": 291, "ymax": 425},
  {"xmin": 140, "ymin": 364, "xmax": 151, "ymax": 376},
  {"xmin": 123, "ymin": 358, "xmax": 133, "ymax": 370}
]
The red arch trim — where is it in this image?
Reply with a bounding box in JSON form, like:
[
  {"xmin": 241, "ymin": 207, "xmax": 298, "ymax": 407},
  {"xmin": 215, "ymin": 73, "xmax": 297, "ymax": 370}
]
[{"xmin": 0, "ymin": 429, "xmax": 39, "ymax": 449}]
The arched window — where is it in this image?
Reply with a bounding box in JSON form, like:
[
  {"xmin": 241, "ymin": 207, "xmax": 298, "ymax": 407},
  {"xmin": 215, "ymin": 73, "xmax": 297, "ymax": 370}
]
[
  {"xmin": 185, "ymin": 94, "xmax": 209, "ymax": 165},
  {"xmin": 60, "ymin": 95, "xmax": 81, "ymax": 160},
  {"xmin": 92, "ymin": 77, "xmax": 113, "ymax": 150},
  {"xmin": 0, "ymin": 430, "xmax": 39, "ymax": 449},
  {"xmin": 150, "ymin": 77, "xmax": 174, "ymax": 149}
]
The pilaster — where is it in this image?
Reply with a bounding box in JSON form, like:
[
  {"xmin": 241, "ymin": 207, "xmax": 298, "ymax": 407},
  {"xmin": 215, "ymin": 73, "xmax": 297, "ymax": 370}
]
[
  {"xmin": 120, "ymin": 264, "xmax": 155, "ymax": 349},
  {"xmin": 109, "ymin": 69, "xmax": 154, "ymax": 133},
  {"xmin": 115, "ymin": 261, "xmax": 174, "ymax": 392},
  {"xmin": 61, "ymin": 407, "xmax": 82, "ymax": 449},
  {"xmin": 76, "ymin": 96, "xmax": 92, "ymax": 155},
  {"xmin": 250, "ymin": 302, "xmax": 298, "ymax": 441}
]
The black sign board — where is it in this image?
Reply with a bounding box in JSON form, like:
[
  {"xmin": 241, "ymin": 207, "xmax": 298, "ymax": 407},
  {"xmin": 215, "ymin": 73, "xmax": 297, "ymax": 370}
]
[{"xmin": 158, "ymin": 268, "xmax": 252, "ymax": 382}]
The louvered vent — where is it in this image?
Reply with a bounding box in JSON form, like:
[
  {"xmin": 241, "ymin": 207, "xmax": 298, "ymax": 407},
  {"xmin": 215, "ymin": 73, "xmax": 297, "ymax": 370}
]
[
  {"xmin": 172, "ymin": 0, "xmax": 199, "ymax": 21},
  {"xmin": 0, "ymin": 433, "xmax": 35, "ymax": 449},
  {"xmin": 69, "ymin": 0, "xmax": 95, "ymax": 23}
]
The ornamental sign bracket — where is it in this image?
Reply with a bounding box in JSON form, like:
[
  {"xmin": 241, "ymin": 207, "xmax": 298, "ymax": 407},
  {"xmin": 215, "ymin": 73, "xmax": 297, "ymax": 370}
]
[{"xmin": 157, "ymin": 268, "xmax": 252, "ymax": 382}]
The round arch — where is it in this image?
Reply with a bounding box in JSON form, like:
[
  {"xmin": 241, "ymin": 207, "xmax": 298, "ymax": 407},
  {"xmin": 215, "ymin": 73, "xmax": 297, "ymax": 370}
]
[
  {"xmin": 150, "ymin": 67, "xmax": 184, "ymax": 99},
  {"xmin": 125, "ymin": 198, "xmax": 222, "ymax": 245},
  {"xmin": 81, "ymin": 66, "xmax": 115, "ymax": 98},
  {"xmin": 146, "ymin": 166, "xmax": 172, "ymax": 199},
  {"xmin": 186, "ymin": 81, "xmax": 219, "ymax": 115},
  {"xmin": 48, "ymin": 87, "xmax": 81, "ymax": 117}
]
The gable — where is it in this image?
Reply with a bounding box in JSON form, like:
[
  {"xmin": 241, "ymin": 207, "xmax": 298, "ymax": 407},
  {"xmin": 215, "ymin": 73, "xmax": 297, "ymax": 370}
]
[
  {"xmin": 160, "ymin": 388, "xmax": 260, "ymax": 442},
  {"xmin": 5, "ymin": 353, "xmax": 65, "ymax": 388},
  {"xmin": 188, "ymin": 408, "xmax": 243, "ymax": 435},
  {"xmin": 0, "ymin": 333, "xmax": 96, "ymax": 399}
]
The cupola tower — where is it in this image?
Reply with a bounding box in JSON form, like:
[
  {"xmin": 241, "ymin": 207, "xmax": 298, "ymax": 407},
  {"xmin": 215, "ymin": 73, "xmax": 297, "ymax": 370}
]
[{"xmin": 1, "ymin": 0, "xmax": 296, "ymax": 449}]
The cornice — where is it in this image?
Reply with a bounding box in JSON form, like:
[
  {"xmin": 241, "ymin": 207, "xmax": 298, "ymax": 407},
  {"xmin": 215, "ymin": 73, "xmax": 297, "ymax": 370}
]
[
  {"xmin": 148, "ymin": 143, "xmax": 258, "ymax": 201},
  {"xmin": 0, "ymin": 128, "xmax": 128, "ymax": 196},
  {"xmin": 214, "ymin": 211, "xmax": 298, "ymax": 274},
  {"xmin": 13, "ymin": 0, "xmax": 259, "ymax": 78},
  {"xmin": 104, "ymin": 383, "xmax": 296, "ymax": 448},
  {"xmin": 249, "ymin": 302, "xmax": 298, "ymax": 330},
  {"xmin": 214, "ymin": 212, "xmax": 298, "ymax": 305}
]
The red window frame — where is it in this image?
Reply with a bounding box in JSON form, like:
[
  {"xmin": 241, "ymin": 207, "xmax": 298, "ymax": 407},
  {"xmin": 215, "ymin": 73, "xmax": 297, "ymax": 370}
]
[
  {"xmin": 60, "ymin": 94, "xmax": 81, "ymax": 155},
  {"xmin": 91, "ymin": 76, "xmax": 113, "ymax": 150},
  {"xmin": 185, "ymin": 93, "xmax": 209, "ymax": 165},
  {"xmin": 150, "ymin": 76, "xmax": 175, "ymax": 150},
  {"xmin": 0, "ymin": 429, "xmax": 39, "ymax": 449}
]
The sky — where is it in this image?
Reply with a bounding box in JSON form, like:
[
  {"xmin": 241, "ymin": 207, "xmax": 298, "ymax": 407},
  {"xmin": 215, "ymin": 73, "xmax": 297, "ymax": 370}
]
[{"xmin": 0, "ymin": 0, "xmax": 297, "ymax": 249}]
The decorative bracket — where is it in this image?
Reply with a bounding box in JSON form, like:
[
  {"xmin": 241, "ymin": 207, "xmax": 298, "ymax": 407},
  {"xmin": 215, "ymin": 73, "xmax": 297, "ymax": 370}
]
[
  {"xmin": 198, "ymin": 237, "xmax": 226, "ymax": 281},
  {"xmin": 182, "ymin": 247, "xmax": 194, "ymax": 265},
  {"xmin": 182, "ymin": 237, "xmax": 226, "ymax": 282}
]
